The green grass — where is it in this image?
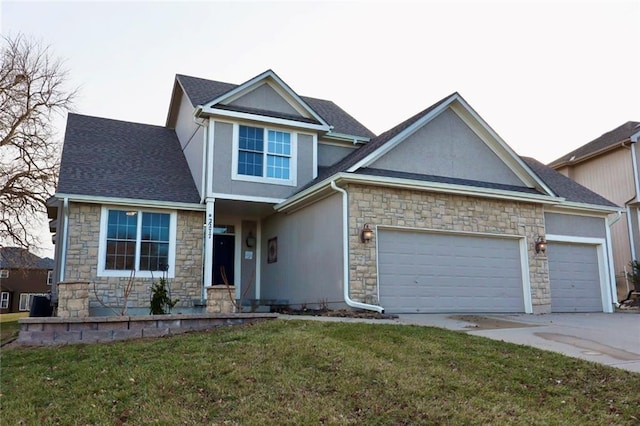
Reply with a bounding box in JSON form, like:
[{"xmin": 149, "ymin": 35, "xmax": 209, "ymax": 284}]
[
  {"xmin": 1, "ymin": 320, "xmax": 639, "ymax": 425},
  {"xmin": 0, "ymin": 313, "xmax": 27, "ymax": 344}
]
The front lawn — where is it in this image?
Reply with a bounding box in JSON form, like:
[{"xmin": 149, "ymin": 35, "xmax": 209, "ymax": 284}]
[{"xmin": 1, "ymin": 320, "xmax": 638, "ymax": 424}]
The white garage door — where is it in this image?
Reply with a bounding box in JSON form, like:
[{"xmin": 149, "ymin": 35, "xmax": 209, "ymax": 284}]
[
  {"xmin": 378, "ymin": 230, "xmax": 526, "ymax": 313},
  {"xmin": 548, "ymin": 242, "xmax": 603, "ymax": 312}
]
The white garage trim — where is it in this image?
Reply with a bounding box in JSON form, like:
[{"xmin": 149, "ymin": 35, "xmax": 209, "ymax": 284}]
[
  {"xmin": 375, "ymin": 225, "xmax": 533, "ymax": 313},
  {"xmin": 545, "ymin": 234, "xmax": 613, "ymax": 313}
]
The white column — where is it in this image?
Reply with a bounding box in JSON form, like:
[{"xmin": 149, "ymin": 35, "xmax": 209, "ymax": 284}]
[{"xmin": 203, "ymin": 199, "xmax": 215, "ymax": 295}]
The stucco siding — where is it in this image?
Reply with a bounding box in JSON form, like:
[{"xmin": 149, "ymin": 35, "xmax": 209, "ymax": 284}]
[
  {"xmin": 346, "ymin": 184, "xmax": 549, "ymax": 312},
  {"xmin": 544, "ymin": 213, "xmax": 606, "ymax": 238},
  {"xmin": 212, "ymin": 121, "xmax": 314, "ymax": 198},
  {"xmin": 229, "ymin": 83, "xmax": 301, "ymax": 117},
  {"xmin": 63, "ymin": 203, "xmax": 204, "ymax": 315},
  {"xmin": 370, "ymin": 108, "xmax": 524, "ymax": 186},
  {"xmin": 261, "ymin": 194, "xmax": 345, "ymax": 308},
  {"xmin": 318, "ymin": 143, "xmax": 357, "ymax": 167}
]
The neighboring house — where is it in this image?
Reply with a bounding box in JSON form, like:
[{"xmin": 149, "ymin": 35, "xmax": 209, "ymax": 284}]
[
  {"xmin": 49, "ymin": 70, "xmax": 621, "ymax": 316},
  {"xmin": 549, "ymin": 122, "xmax": 640, "ymax": 301},
  {"xmin": 0, "ymin": 247, "xmax": 54, "ymax": 314}
]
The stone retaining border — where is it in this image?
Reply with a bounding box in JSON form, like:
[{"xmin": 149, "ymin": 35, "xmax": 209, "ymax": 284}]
[{"xmin": 17, "ymin": 313, "xmax": 278, "ymax": 346}]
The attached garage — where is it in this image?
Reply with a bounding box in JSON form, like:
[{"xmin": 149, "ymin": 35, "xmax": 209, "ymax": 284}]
[
  {"xmin": 547, "ymin": 242, "xmax": 605, "ymax": 312},
  {"xmin": 377, "ymin": 229, "xmax": 528, "ymax": 314}
]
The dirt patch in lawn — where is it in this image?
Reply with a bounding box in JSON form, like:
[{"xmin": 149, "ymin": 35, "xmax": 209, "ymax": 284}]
[
  {"xmin": 275, "ymin": 307, "xmax": 398, "ymax": 320},
  {"xmin": 449, "ymin": 315, "xmax": 537, "ymax": 330}
]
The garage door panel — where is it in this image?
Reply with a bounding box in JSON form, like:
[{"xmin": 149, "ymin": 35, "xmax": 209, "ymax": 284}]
[
  {"xmin": 548, "ymin": 242, "xmax": 602, "ymax": 312},
  {"xmin": 378, "ymin": 230, "xmax": 525, "ymax": 313}
]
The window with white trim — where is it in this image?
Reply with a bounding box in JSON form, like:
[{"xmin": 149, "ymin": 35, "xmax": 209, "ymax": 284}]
[
  {"xmin": 0, "ymin": 269, "xmax": 8, "ymax": 279},
  {"xmin": 47, "ymin": 270, "xmax": 53, "ymax": 285},
  {"xmin": 19, "ymin": 293, "xmax": 47, "ymax": 311},
  {"xmin": 98, "ymin": 208, "xmax": 176, "ymax": 278},
  {"xmin": 234, "ymin": 125, "xmax": 296, "ymax": 185},
  {"xmin": 0, "ymin": 292, "xmax": 9, "ymax": 309}
]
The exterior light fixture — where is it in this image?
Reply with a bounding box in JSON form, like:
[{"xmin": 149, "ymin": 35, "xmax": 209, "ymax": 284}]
[
  {"xmin": 245, "ymin": 231, "xmax": 256, "ymax": 248},
  {"xmin": 535, "ymin": 236, "xmax": 547, "ymax": 254},
  {"xmin": 361, "ymin": 223, "xmax": 374, "ymax": 243}
]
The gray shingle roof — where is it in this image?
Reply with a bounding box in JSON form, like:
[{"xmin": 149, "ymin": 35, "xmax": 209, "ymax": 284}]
[
  {"xmin": 176, "ymin": 74, "xmax": 376, "ymax": 139},
  {"xmin": 58, "ymin": 114, "xmax": 200, "ymax": 204},
  {"xmin": 549, "ymin": 121, "xmax": 640, "ymax": 167},
  {"xmin": 0, "ymin": 247, "xmax": 53, "ymax": 269},
  {"xmin": 522, "ymin": 157, "xmax": 619, "ymax": 208},
  {"xmin": 356, "ymin": 168, "xmax": 544, "ymax": 195}
]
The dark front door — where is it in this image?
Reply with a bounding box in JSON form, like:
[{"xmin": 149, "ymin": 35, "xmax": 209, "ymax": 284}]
[{"xmin": 213, "ymin": 235, "xmax": 235, "ymax": 286}]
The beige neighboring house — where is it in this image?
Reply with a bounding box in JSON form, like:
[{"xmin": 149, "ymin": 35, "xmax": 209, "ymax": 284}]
[{"xmin": 549, "ymin": 121, "xmax": 640, "ymax": 301}]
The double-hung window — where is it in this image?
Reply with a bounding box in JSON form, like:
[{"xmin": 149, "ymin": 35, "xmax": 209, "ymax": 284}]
[
  {"xmin": 235, "ymin": 125, "xmax": 295, "ymax": 185},
  {"xmin": 98, "ymin": 208, "xmax": 176, "ymax": 278},
  {"xmin": 0, "ymin": 292, "xmax": 9, "ymax": 309}
]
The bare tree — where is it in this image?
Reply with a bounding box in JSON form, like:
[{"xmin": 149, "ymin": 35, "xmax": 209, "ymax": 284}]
[{"xmin": 0, "ymin": 33, "xmax": 76, "ymax": 251}]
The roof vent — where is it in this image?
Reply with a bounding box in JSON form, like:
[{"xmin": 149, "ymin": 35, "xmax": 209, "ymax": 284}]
[{"xmin": 569, "ymin": 155, "xmax": 576, "ymax": 161}]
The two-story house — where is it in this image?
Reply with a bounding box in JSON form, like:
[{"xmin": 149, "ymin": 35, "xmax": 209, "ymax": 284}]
[
  {"xmin": 49, "ymin": 70, "xmax": 620, "ymax": 315},
  {"xmin": 549, "ymin": 122, "xmax": 640, "ymax": 300},
  {"xmin": 0, "ymin": 247, "xmax": 54, "ymax": 314}
]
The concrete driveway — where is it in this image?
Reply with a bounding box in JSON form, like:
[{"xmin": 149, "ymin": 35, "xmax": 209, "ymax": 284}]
[{"xmin": 396, "ymin": 313, "xmax": 640, "ymax": 373}]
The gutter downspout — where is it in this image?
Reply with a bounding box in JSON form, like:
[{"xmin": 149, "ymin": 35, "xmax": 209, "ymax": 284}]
[
  {"xmin": 630, "ymin": 135, "xmax": 640, "ymax": 203},
  {"xmin": 330, "ymin": 180, "xmax": 384, "ymax": 313},
  {"xmin": 607, "ymin": 212, "xmax": 623, "ymax": 307},
  {"xmin": 629, "ymin": 135, "xmax": 640, "ymax": 261}
]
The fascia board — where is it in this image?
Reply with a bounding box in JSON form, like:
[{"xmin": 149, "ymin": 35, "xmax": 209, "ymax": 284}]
[
  {"xmin": 276, "ymin": 171, "xmax": 562, "ymax": 213},
  {"xmin": 54, "ymin": 193, "xmax": 206, "ymax": 211},
  {"xmin": 324, "ymin": 132, "xmax": 371, "ymax": 144},
  {"xmin": 543, "ymin": 205, "xmax": 616, "ymax": 217},
  {"xmin": 347, "ymin": 94, "xmax": 457, "ymax": 172},
  {"xmin": 201, "ymin": 107, "xmax": 331, "ymax": 131},
  {"xmin": 546, "ymin": 201, "xmax": 623, "ymax": 215},
  {"xmin": 274, "ymin": 176, "xmax": 337, "ymax": 212},
  {"xmin": 200, "ymin": 70, "xmax": 330, "ymax": 129}
]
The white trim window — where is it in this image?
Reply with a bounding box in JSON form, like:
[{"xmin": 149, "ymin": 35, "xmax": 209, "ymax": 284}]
[
  {"xmin": 98, "ymin": 207, "xmax": 177, "ymax": 278},
  {"xmin": 232, "ymin": 124, "xmax": 297, "ymax": 186},
  {"xmin": 0, "ymin": 269, "xmax": 8, "ymax": 279},
  {"xmin": 47, "ymin": 270, "xmax": 53, "ymax": 285},
  {"xmin": 0, "ymin": 292, "xmax": 9, "ymax": 309},
  {"xmin": 19, "ymin": 293, "xmax": 47, "ymax": 311}
]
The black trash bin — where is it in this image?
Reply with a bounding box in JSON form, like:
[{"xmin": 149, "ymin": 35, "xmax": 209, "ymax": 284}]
[{"xmin": 29, "ymin": 295, "xmax": 53, "ymax": 317}]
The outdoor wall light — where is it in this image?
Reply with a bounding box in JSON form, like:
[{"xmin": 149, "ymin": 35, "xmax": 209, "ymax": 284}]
[
  {"xmin": 535, "ymin": 236, "xmax": 547, "ymax": 254},
  {"xmin": 361, "ymin": 223, "xmax": 374, "ymax": 243},
  {"xmin": 245, "ymin": 231, "xmax": 256, "ymax": 248}
]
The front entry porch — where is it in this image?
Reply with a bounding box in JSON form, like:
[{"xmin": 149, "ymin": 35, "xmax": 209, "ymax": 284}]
[{"xmin": 204, "ymin": 198, "xmax": 277, "ymax": 309}]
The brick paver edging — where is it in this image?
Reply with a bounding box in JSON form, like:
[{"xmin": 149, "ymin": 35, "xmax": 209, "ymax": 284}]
[{"xmin": 17, "ymin": 313, "xmax": 278, "ymax": 346}]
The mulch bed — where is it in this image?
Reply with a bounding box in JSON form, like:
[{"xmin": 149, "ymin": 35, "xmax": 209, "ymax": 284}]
[{"xmin": 274, "ymin": 307, "xmax": 398, "ymax": 320}]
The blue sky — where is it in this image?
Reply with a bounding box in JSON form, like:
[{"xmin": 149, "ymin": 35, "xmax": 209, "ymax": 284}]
[{"xmin": 2, "ymin": 0, "xmax": 639, "ymax": 257}]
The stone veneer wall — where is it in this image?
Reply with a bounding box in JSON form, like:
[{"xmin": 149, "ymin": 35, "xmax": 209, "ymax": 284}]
[
  {"xmin": 64, "ymin": 203, "xmax": 204, "ymax": 312},
  {"xmin": 346, "ymin": 184, "xmax": 550, "ymax": 313}
]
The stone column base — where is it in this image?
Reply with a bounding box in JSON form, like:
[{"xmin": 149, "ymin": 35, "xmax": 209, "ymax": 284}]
[
  {"xmin": 57, "ymin": 281, "xmax": 90, "ymax": 318},
  {"xmin": 206, "ymin": 286, "xmax": 236, "ymax": 314}
]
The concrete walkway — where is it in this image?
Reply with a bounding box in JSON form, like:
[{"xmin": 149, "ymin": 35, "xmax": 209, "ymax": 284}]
[
  {"xmin": 396, "ymin": 312, "xmax": 640, "ymax": 373},
  {"xmin": 280, "ymin": 312, "xmax": 640, "ymax": 373}
]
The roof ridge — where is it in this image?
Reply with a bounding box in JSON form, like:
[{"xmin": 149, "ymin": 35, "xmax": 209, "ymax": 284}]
[{"xmin": 68, "ymin": 113, "xmax": 172, "ymax": 130}]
